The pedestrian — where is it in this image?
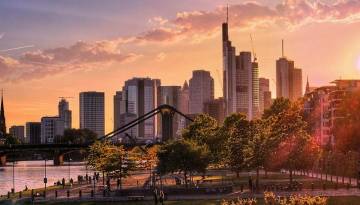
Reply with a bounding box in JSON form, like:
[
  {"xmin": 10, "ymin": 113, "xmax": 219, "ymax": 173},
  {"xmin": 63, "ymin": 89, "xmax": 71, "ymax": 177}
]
[
  {"xmin": 24, "ymin": 185, "xmax": 28, "ymax": 191},
  {"xmin": 248, "ymin": 176, "xmax": 253, "ymax": 192},
  {"xmin": 153, "ymin": 188, "xmax": 158, "ymax": 205},
  {"xmin": 62, "ymin": 178, "xmax": 65, "ymax": 188},
  {"xmin": 159, "ymin": 190, "xmax": 165, "ymax": 205},
  {"xmin": 117, "ymin": 178, "xmax": 120, "ymax": 189},
  {"xmin": 106, "ymin": 178, "xmax": 111, "ymax": 191}
]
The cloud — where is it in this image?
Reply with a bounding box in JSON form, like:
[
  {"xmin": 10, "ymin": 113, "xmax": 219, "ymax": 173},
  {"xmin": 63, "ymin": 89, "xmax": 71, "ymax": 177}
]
[
  {"xmin": 0, "ymin": 40, "xmax": 139, "ymax": 82},
  {"xmin": 0, "ymin": 33, "xmax": 4, "ymax": 40},
  {"xmin": 136, "ymin": 0, "xmax": 360, "ymax": 42},
  {"xmin": 155, "ymin": 52, "xmax": 166, "ymax": 62}
]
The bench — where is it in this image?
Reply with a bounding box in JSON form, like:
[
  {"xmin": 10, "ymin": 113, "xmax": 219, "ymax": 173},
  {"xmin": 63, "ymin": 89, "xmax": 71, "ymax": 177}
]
[{"xmin": 128, "ymin": 195, "xmax": 145, "ymax": 201}]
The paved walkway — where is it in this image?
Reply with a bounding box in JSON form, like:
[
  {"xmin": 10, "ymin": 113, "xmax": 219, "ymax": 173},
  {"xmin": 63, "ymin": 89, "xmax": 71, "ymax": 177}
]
[{"xmin": 292, "ymin": 171, "xmax": 358, "ymax": 186}]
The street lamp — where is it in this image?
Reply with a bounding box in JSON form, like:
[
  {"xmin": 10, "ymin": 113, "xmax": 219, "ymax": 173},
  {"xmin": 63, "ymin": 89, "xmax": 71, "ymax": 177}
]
[
  {"xmin": 68, "ymin": 156, "xmax": 72, "ymax": 184},
  {"xmin": 12, "ymin": 161, "xmax": 15, "ymax": 194},
  {"xmin": 44, "ymin": 158, "xmax": 48, "ymax": 197}
]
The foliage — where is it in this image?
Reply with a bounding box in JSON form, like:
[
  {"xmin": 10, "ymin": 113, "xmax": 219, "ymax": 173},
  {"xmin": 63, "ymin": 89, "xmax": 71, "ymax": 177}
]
[
  {"xmin": 131, "ymin": 145, "xmax": 159, "ymax": 169},
  {"xmin": 224, "ymin": 113, "xmax": 250, "ymax": 177},
  {"xmin": 59, "ymin": 128, "xmax": 98, "ymax": 144},
  {"xmin": 4, "ymin": 133, "xmax": 20, "ymax": 145},
  {"xmin": 221, "ymin": 198, "xmax": 257, "ymax": 205},
  {"xmin": 182, "ymin": 114, "xmax": 222, "ymax": 164},
  {"xmin": 263, "ymin": 98, "xmax": 291, "ymax": 120},
  {"xmin": 87, "ymin": 141, "xmax": 135, "ymax": 188},
  {"xmin": 264, "ymin": 192, "xmax": 327, "ymax": 205},
  {"xmin": 157, "ymin": 139, "xmax": 209, "ymax": 186}
]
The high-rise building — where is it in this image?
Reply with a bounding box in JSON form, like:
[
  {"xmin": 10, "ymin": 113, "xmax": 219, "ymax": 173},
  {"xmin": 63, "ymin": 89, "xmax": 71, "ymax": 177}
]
[
  {"xmin": 113, "ymin": 91, "xmax": 126, "ymax": 131},
  {"xmin": 9, "ymin": 125, "xmax": 25, "ymax": 143},
  {"xmin": 122, "ymin": 78, "xmax": 161, "ymax": 141},
  {"xmin": 159, "ymin": 86, "xmax": 181, "ymax": 138},
  {"xmin": 222, "ymin": 9, "xmax": 259, "ymax": 119},
  {"xmin": 40, "ymin": 116, "xmax": 64, "ymax": 144},
  {"xmin": 203, "ymin": 98, "xmax": 225, "ymax": 124},
  {"xmin": 189, "ymin": 70, "xmax": 214, "ymax": 114},
  {"xmin": 58, "ymin": 99, "xmax": 72, "ymax": 130},
  {"xmin": 259, "ymin": 78, "xmax": 271, "ymax": 113},
  {"xmin": 79, "ymin": 92, "xmax": 105, "ymax": 137},
  {"xmin": 276, "ymin": 40, "xmax": 303, "ymax": 101},
  {"xmin": 26, "ymin": 122, "xmax": 41, "ymax": 144},
  {"xmin": 222, "ymin": 10, "xmax": 237, "ymax": 115},
  {"xmin": 178, "ymin": 81, "xmax": 190, "ymax": 133}
]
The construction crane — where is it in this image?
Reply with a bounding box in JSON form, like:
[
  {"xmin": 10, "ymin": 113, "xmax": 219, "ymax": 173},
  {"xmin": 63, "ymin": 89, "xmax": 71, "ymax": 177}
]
[{"xmin": 250, "ymin": 34, "xmax": 257, "ymax": 62}]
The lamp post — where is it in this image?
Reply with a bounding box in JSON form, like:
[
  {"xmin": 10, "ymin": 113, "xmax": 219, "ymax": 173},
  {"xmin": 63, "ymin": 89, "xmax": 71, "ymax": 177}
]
[
  {"xmin": 68, "ymin": 156, "xmax": 72, "ymax": 183},
  {"xmin": 44, "ymin": 158, "xmax": 47, "ymax": 197},
  {"xmin": 11, "ymin": 161, "xmax": 15, "ymax": 193}
]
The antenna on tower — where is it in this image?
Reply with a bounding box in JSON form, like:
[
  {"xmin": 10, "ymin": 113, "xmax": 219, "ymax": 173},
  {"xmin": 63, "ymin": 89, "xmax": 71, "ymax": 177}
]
[
  {"xmin": 250, "ymin": 34, "xmax": 257, "ymax": 62},
  {"xmin": 226, "ymin": 4, "xmax": 229, "ymax": 23},
  {"xmin": 282, "ymin": 39, "xmax": 284, "ymax": 57}
]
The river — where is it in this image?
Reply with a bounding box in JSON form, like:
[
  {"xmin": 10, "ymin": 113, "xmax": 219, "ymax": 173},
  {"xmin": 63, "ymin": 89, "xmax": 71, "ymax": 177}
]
[{"xmin": 0, "ymin": 161, "xmax": 89, "ymax": 195}]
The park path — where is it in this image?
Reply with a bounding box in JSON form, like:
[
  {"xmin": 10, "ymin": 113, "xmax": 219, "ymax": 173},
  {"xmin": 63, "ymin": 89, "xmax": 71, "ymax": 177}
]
[{"xmin": 291, "ymin": 170, "xmax": 358, "ymax": 186}]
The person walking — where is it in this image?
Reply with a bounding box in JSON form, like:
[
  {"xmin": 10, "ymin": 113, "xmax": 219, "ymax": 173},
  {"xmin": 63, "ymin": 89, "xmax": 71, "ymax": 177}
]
[
  {"xmin": 153, "ymin": 188, "xmax": 158, "ymax": 205},
  {"xmin": 248, "ymin": 176, "xmax": 253, "ymax": 192},
  {"xmin": 159, "ymin": 190, "xmax": 165, "ymax": 205}
]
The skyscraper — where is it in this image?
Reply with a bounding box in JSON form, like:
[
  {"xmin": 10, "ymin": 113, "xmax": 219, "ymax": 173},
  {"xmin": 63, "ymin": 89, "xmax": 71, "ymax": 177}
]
[
  {"xmin": 122, "ymin": 77, "xmax": 161, "ymax": 140},
  {"xmin": 222, "ymin": 9, "xmax": 259, "ymax": 119},
  {"xmin": 113, "ymin": 91, "xmax": 125, "ymax": 131},
  {"xmin": 79, "ymin": 92, "xmax": 105, "ymax": 137},
  {"xmin": 58, "ymin": 99, "xmax": 72, "ymax": 129},
  {"xmin": 159, "ymin": 86, "xmax": 181, "ymax": 139},
  {"xmin": 189, "ymin": 70, "xmax": 214, "ymax": 114},
  {"xmin": 259, "ymin": 78, "xmax": 271, "ymax": 113},
  {"xmin": 178, "ymin": 81, "xmax": 190, "ymax": 133},
  {"xmin": 26, "ymin": 122, "xmax": 41, "ymax": 144},
  {"xmin": 276, "ymin": 40, "xmax": 303, "ymax": 101},
  {"xmin": 222, "ymin": 8, "xmax": 237, "ymax": 115}
]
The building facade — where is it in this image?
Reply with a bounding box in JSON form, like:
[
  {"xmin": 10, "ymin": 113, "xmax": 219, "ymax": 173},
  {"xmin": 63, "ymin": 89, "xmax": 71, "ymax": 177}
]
[
  {"xmin": 26, "ymin": 122, "xmax": 41, "ymax": 144},
  {"xmin": 58, "ymin": 99, "xmax": 72, "ymax": 130},
  {"xmin": 159, "ymin": 86, "xmax": 181, "ymax": 139},
  {"xmin": 203, "ymin": 98, "xmax": 226, "ymax": 124},
  {"xmin": 189, "ymin": 70, "xmax": 214, "ymax": 114},
  {"xmin": 259, "ymin": 78, "xmax": 272, "ymax": 114},
  {"xmin": 79, "ymin": 92, "xmax": 105, "ymax": 137},
  {"xmin": 9, "ymin": 125, "xmax": 25, "ymax": 143},
  {"xmin": 40, "ymin": 116, "xmax": 64, "ymax": 144}
]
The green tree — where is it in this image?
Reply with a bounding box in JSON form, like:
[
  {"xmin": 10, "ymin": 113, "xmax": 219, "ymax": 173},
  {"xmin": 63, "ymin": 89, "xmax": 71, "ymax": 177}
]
[
  {"xmin": 60, "ymin": 128, "xmax": 98, "ymax": 144},
  {"xmin": 224, "ymin": 113, "xmax": 250, "ymax": 177},
  {"xmin": 182, "ymin": 114, "xmax": 222, "ymax": 164},
  {"xmin": 87, "ymin": 141, "xmax": 135, "ymax": 189},
  {"xmin": 4, "ymin": 133, "xmax": 20, "ymax": 145},
  {"xmin": 157, "ymin": 140, "xmax": 210, "ymax": 187}
]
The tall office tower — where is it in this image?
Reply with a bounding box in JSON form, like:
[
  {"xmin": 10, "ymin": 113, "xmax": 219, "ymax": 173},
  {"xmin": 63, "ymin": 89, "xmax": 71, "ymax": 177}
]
[
  {"xmin": 222, "ymin": 8, "xmax": 237, "ymax": 115},
  {"xmin": 159, "ymin": 86, "xmax": 181, "ymax": 139},
  {"xmin": 26, "ymin": 122, "xmax": 41, "ymax": 144},
  {"xmin": 58, "ymin": 99, "xmax": 72, "ymax": 129},
  {"xmin": 276, "ymin": 40, "xmax": 303, "ymax": 101},
  {"xmin": 122, "ymin": 78, "xmax": 161, "ymax": 140},
  {"xmin": 79, "ymin": 92, "xmax": 105, "ymax": 137},
  {"xmin": 235, "ymin": 52, "xmax": 259, "ymax": 120},
  {"xmin": 40, "ymin": 116, "xmax": 64, "ymax": 144},
  {"xmin": 259, "ymin": 78, "xmax": 270, "ymax": 113},
  {"xmin": 203, "ymin": 98, "xmax": 225, "ymax": 124},
  {"xmin": 189, "ymin": 70, "xmax": 214, "ymax": 114},
  {"xmin": 178, "ymin": 81, "xmax": 190, "ymax": 133},
  {"xmin": 113, "ymin": 91, "xmax": 126, "ymax": 130},
  {"xmin": 9, "ymin": 125, "xmax": 25, "ymax": 143},
  {"xmin": 292, "ymin": 68, "xmax": 303, "ymax": 99}
]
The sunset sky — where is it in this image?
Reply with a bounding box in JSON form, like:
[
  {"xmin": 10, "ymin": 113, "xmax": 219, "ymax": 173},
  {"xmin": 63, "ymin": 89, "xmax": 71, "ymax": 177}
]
[{"xmin": 1, "ymin": 0, "xmax": 360, "ymax": 133}]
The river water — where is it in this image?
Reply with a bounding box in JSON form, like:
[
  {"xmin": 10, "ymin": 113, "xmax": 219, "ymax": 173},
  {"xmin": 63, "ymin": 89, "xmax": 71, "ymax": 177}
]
[{"xmin": 0, "ymin": 161, "xmax": 88, "ymax": 195}]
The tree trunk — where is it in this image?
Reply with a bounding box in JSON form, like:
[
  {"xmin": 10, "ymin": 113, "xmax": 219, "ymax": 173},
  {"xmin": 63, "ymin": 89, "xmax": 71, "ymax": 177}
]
[
  {"xmin": 265, "ymin": 169, "xmax": 268, "ymax": 179},
  {"xmin": 236, "ymin": 171, "xmax": 240, "ymax": 178},
  {"xmin": 289, "ymin": 169, "xmax": 293, "ymax": 184},
  {"xmin": 120, "ymin": 176, "xmax": 122, "ymax": 190},
  {"xmin": 256, "ymin": 167, "xmax": 260, "ymax": 191}
]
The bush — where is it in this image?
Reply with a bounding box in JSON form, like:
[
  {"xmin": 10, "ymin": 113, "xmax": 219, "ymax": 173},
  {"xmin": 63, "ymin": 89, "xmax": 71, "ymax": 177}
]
[{"xmin": 221, "ymin": 192, "xmax": 327, "ymax": 205}]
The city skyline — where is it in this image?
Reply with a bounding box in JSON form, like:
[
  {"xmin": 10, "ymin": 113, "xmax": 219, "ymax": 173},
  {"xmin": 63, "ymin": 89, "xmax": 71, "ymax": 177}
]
[{"xmin": 2, "ymin": 0, "xmax": 360, "ymax": 132}]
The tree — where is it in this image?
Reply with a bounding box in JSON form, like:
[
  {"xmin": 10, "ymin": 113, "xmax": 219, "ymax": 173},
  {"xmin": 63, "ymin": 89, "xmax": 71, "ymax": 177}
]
[
  {"xmin": 157, "ymin": 140, "xmax": 210, "ymax": 187},
  {"xmin": 60, "ymin": 128, "xmax": 98, "ymax": 144},
  {"xmin": 224, "ymin": 113, "xmax": 250, "ymax": 177},
  {"xmin": 87, "ymin": 141, "xmax": 135, "ymax": 189},
  {"xmin": 4, "ymin": 133, "xmax": 20, "ymax": 145},
  {"xmin": 182, "ymin": 114, "xmax": 222, "ymax": 164}
]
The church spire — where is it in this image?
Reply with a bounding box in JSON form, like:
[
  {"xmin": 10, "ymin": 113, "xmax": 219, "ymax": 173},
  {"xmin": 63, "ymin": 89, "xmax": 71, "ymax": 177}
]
[
  {"xmin": 0, "ymin": 89, "xmax": 6, "ymax": 136},
  {"xmin": 305, "ymin": 76, "xmax": 310, "ymax": 94}
]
